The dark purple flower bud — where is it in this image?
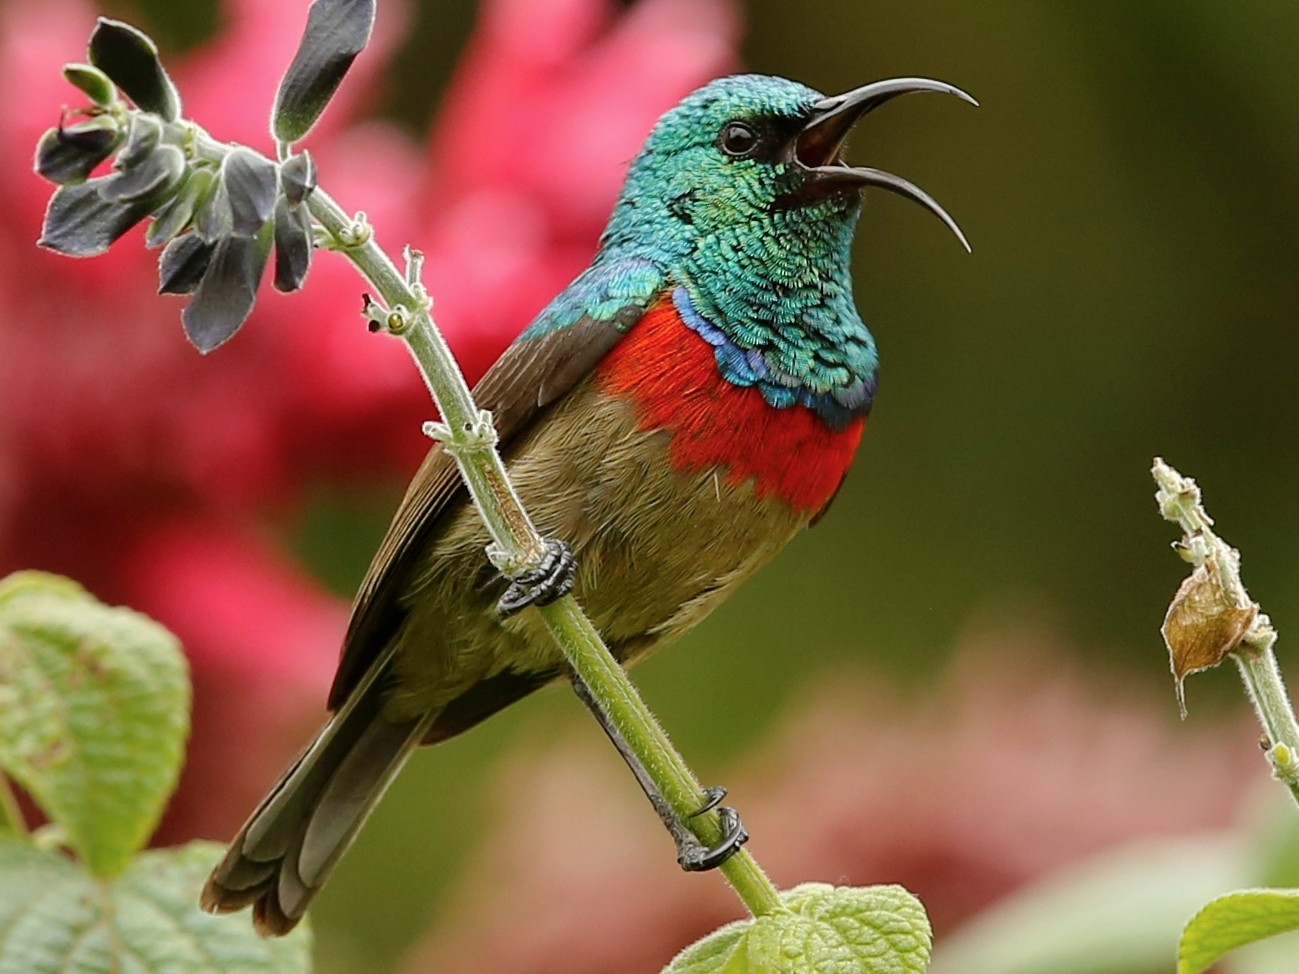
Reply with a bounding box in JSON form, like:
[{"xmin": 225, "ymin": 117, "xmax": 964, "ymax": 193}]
[
  {"xmin": 279, "ymin": 152, "xmax": 316, "ymax": 207},
  {"xmin": 146, "ymin": 168, "xmax": 213, "ymax": 249},
  {"xmin": 273, "ymin": 196, "xmax": 313, "ymax": 292},
  {"xmin": 159, "ymin": 233, "xmax": 216, "ymax": 295},
  {"xmin": 38, "ymin": 177, "xmax": 153, "ymax": 257},
  {"xmin": 116, "ymin": 113, "xmax": 162, "ymax": 170},
  {"xmin": 34, "ymin": 117, "xmax": 121, "ymax": 184},
  {"xmin": 223, "ymin": 148, "xmax": 279, "ymax": 236},
  {"xmin": 193, "ymin": 175, "xmax": 232, "ymax": 242},
  {"xmin": 100, "ymin": 144, "xmax": 185, "ymax": 203},
  {"xmin": 272, "ymin": 0, "xmax": 375, "ymax": 144},
  {"xmin": 88, "ymin": 18, "xmax": 182, "ymax": 121},
  {"xmin": 181, "ymin": 227, "xmax": 272, "ymax": 352}
]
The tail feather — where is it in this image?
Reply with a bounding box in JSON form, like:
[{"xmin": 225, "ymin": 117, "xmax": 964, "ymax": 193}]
[{"xmin": 201, "ymin": 654, "xmax": 432, "ymax": 936}]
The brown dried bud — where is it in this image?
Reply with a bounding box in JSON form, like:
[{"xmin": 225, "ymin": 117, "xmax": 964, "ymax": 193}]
[{"xmin": 1161, "ymin": 555, "xmax": 1257, "ymax": 717}]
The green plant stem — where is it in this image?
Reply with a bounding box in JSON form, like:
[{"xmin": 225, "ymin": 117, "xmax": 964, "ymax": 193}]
[
  {"xmin": 1234, "ymin": 640, "xmax": 1299, "ymax": 805},
  {"xmin": 1153, "ymin": 458, "xmax": 1299, "ymax": 806},
  {"xmin": 0, "ymin": 773, "xmax": 27, "ymax": 839},
  {"xmin": 542, "ymin": 599, "xmax": 782, "ymax": 915},
  {"xmin": 306, "ymin": 186, "xmax": 782, "ymax": 917}
]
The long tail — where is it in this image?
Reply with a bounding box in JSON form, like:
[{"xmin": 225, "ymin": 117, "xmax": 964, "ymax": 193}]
[{"xmin": 201, "ymin": 655, "xmax": 432, "ymax": 936}]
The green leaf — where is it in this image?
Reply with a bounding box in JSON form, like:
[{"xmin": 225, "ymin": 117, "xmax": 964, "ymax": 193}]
[
  {"xmin": 0, "ymin": 572, "xmax": 189, "ymax": 877},
  {"xmin": 927, "ymin": 835, "xmax": 1246, "ymax": 974},
  {"xmin": 0, "ymin": 838, "xmax": 312, "ymax": 974},
  {"xmin": 664, "ymin": 884, "xmax": 931, "ymax": 974},
  {"xmin": 663, "ymin": 921, "xmax": 750, "ymax": 974},
  {"xmin": 1179, "ymin": 888, "xmax": 1299, "ymax": 974},
  {"xmin": 272, "ymin": 0, "xmax": 376, "ymax": 143},
  {"xmin": 88, "ymin": 18, "xmax": 182, "ymax": 121}
]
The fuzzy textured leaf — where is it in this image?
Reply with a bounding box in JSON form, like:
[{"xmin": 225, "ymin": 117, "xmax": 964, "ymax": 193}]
[
  {"xmin": 181, "ymin": 227, "xmax": 271, "ymax": 352},
  {"xmin": 1178, "ymin": 888, "xmax": 1299, "ymax": 974},
  {"xmin": 664, "ymin": 884, "xmax": 932, "ymax": 974},
  {"xmin": 87, "ymin": 18, "xmax": 181, "ymax": 121},
  {"xmin": 0, "ymin": 838, "xmax": 311, "ymax": 974},
  {"xmin": 272, "ymin": 0, "xmax": 376, "ymax": 143},
  {"xmin": 0, "ymin": 572, "xmax": 189, "ymax": 877},
  {"xmin": 38, "ymin": 178, "xmax": 153, "ymax": 257}
]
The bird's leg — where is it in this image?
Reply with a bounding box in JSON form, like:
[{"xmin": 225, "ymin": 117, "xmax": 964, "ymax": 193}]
[
  {"xmin": 497, "ymin": 538, "xmax": 578, "ymax": 616},
  {"xmin": 568, "ymin": 671, "xmax": 749, "ymax": 872}
]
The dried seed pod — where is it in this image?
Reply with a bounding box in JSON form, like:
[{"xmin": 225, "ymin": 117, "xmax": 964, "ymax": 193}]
[{"xmin": 1162, "ymin": 556, "xmax": 1258, "ymax": 716}]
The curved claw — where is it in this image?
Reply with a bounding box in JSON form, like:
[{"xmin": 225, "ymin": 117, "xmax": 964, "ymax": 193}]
[
  {"xmin": 679, "ymin": 805, "xmax": 749, "ymax": 872},
  {"xmin": 497, "ymin": 538, "xmax": 577, "ymax": 616},
  {"xmin": 691, "ymin": 786, "xmax": 728, "ymax": 818}
]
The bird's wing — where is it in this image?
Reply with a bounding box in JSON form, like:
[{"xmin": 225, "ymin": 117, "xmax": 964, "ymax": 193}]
[{"xmin": 328, "ymin": 258, "xmax": 665, "ymax": 709}]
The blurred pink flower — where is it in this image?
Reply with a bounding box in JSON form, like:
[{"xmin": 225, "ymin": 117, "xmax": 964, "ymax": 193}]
[
  {"xmin": 121, "ymin": 522, "xmax": 342, "ymax": 843},
  {"xmin": 0, "ymin": 0, "xmax": 740, "ymax": 842},
  {"xmin": 398, "ymin": 631, "xmax": 1261, "ymax": 974}
]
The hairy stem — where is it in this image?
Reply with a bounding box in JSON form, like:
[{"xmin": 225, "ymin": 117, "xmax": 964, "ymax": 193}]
[
  {"xmin": 1234, "ymin": 641, "xmax": 1299, "ymax": 803},
  {"xmin": 307, "ymin": 187, "xmax": 782, "ymax": 916},
  {"xmin": 1153, "ymin": 458, "xmax": 1299, "ymax": 806}
]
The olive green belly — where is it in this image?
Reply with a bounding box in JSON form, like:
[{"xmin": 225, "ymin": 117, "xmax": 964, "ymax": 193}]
[{"xmin": 383, "ymin": 381, "xmax": 809, "ymax": 719}]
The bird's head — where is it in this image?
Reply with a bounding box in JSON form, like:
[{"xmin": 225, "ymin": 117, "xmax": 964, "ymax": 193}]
[{"xmin": 601, "ymin": 73, "xmax": 974, "ymax": 259}]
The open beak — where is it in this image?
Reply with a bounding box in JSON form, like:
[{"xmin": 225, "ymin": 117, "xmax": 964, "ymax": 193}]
[{"xmin": 782, "ymin": 77, "xmax": 976, "ymax": 251}]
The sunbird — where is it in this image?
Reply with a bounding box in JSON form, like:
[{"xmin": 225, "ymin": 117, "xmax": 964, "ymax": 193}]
[{"xmin": 202, "ymin": 72, "xmax": 972, "ymax": 935}]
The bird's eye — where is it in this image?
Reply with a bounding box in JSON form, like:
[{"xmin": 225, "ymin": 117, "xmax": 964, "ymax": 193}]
[{"xmin": 719, "ymin": 121, "xmax": 760, "ymax": 158}]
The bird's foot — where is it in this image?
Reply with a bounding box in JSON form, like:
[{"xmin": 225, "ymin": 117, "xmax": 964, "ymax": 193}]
[
  {"xmin": 673, "ymin": 786, "xmax": 750, "ymax": 872},
  {"xmin": 497, "ymin": 538, "xmax": 577, "ymax": 616}
]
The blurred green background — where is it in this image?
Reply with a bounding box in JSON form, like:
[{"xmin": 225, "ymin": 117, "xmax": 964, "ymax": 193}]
[{"xmin": 104, "ymin": 0, "xmax": 1299, "ymax": 968}]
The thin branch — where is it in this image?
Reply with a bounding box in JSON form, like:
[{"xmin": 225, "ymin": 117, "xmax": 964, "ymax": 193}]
[
  {"xmin": 307, "ymin": 187, "xmax": 783, "ymax": 917},
  {"xmin": 1153, "ymin": 458, "xmax": 1299, "ymax": 807}
]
